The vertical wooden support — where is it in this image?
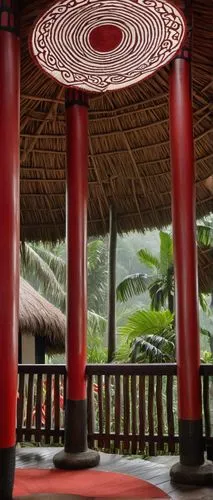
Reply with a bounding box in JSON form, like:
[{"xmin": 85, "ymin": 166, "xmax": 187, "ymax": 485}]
[
  {"xmin": 107, "ymin": 204, "xmax": 117, "ymax": 362},
  {"xmin": 169, "ymin": 1, "xmax": 213, "ymax": 484},
  {"xmin": 0, "ymin": 1, "xmax": 20, "ymax": 497},
  {"xmin": 53, "ymin": 89, "xmax": 99, "ymax": 470}
]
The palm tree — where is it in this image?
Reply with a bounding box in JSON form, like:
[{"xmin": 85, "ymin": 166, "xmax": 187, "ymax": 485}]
[
  {"xmin": 117, "ymin": 231, "xmax": 175, "ymax": 313},
  {"xmin": 21, "ymin": 239, "xmax": 108, "ymax": 315},
  {"xmin": 117, "ymin": 225, "xmax": 213, "ymax": 314}
]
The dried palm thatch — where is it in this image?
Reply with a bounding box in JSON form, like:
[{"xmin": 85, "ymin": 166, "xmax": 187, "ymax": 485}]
[
  {"xmin": 20, "ymin": 0, "xmax": 213, "ymax": 242},
  {"xmin": 19, "ymin": 278, "xmax": 65, "ymax": 353},
  {"xmin": 198, "ymin": 246, "xmax": 213, "ymax": 294}
]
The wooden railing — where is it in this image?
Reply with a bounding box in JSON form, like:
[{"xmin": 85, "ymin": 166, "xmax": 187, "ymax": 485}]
[{"xmin": 17, "ymin": 364, "xmax": 213, "ymax": 455}]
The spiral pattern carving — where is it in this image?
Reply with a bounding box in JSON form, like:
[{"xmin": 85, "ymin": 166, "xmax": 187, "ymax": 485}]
[{"xmin": 30, "ymin": 0, "xmax": 186, "ymax": 93}]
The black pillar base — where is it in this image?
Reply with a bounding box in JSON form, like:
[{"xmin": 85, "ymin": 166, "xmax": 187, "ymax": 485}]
[
  {"xmin": 53, "ymin": 448, "xmax": 100, "ymax": 470},
  {"xmin": 170, "ymin": 419, "xmax": 213, "ymax": 486},
  {"xmin": 0, "ymin": 446, "xmax": 15, "ymax": 499},
  {"xmin": 53, "ymin": 399, "xmax": 100, "ymax": 470},
  {"xmin": 179, "ymin": 419, "xmax": 204, "ymax": 466},
  {"xmin": 170, "ymin": 462, "xmax": 213, "ymax": 486}
]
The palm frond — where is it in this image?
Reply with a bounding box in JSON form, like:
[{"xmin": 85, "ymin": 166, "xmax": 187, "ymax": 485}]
[
  {"xmin": 116, "ymin": 273, "xmax": 152, "ymax": 302},
  {"xmin": 149, "ymin": 279, "xmax": 168, "ymax": 311},
  {"xmin": 88, "ymin": 310, "xmax": 107, "ymax": 337},
  {"xmin": 137, "ymin": 248, "xmax": 160, "ymax": 271},
  {"xmin": 149, "ymin": 274, "xmax": 174, "ymax": 312},
  {"xmin": 21, "ymin": 243, "xmax": 66, "ymax": 312},
  {"xmin": 199, "ymin": 293, "xmax": 209, "ymax": 313},
  {"xmin": 130, "ymin": 334, "xmax": 175, "ymax": 363},
  {"xmin": 159, "ymin": 231, "xmax": 173, "ymax": 274},
  {"xmin": 197, "ymin": 225, "xmax": 213, "ymax": 247},
  {"xmin": 87, "ymin": 311, "xmax": 107, "ymax": 363},
  {"xmin": 88, "ymin": 239, "xmax": 106, "ymax": 272},
  {"xmin": 30, "ymin": 243, "xmax": 66, "ymax": 286},
  {"xmin": 119, "ymin": 309, "xmax": 174, "ymax": 340}
]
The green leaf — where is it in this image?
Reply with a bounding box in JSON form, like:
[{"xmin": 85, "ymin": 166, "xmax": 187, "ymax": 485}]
[
  {"xmin": 116, "ymin": 274, "xmax": 152, "ymax": 302},
  {"xmin": 130, "ymin": 334, "xmax": 175, "ymax": 363},
  {"xmin": 119, "ymin": 309, "xmax": 174, "ymax": 340},
  {"xmin": 159, "ymin": 231, "xmax": 173, "ymax": 274},
  {"xmin": 137, "ymin": 248, "xmax": 160, "ymax": 271},
  {"xmin": 199, "ymin": 293, "xmax": 209, "ymax": 313},
  {"xmin": 197, "ymin": 225, "xmax": 213, "ymax": 247}
]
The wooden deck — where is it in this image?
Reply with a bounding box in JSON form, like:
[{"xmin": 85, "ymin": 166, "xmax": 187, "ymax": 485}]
[{"xmin": 16, "ymin": 448, "xmax": 213, "ymax": 499}]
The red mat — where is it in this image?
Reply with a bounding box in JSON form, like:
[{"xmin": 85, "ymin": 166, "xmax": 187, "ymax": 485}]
[{"xmin": 14, "ymin": 469, "xmax": 168, "ymax": 498}]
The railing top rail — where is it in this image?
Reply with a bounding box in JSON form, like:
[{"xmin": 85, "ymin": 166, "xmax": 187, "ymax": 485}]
[
  {"xmin": 86, "ymin": 363, "xmax": 177, "ymax": 376},
  {"xmin": 18, "ymin": 363, "xmax": 213, "ymax": 376},
  {"xmin": 18, "ymin": 364, "xmax": 66, "ymax": 374},
  {"xmin": 200, "ymin": 365, "xmax": 213, "ymax": 376},
  {"xmin": 18, "ymin": 363, "xmax": 177, "ymax": 376}
]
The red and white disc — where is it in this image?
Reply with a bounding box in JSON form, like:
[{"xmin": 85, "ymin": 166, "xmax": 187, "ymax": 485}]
[{"xmin": 30, "ymin": 0, "xmax": 186, "ymax": 93}]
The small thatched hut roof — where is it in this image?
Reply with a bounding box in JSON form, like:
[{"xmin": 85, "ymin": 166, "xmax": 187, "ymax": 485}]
[
  {"xmin": 19, "ymin": 278, "xmax": 65, "ymax": 353},
  {"xmin": 20, "ymin": 0, "xmax": 213, "ymax": 241}
]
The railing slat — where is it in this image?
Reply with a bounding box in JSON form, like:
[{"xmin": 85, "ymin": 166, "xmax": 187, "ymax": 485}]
[
  {"xmin": 156, "ymin": 375, "xmax": 164, "ymax": 451},
  {"xmin": 123, "ymin": 375, "xmax": 130, "ymax": 452},
  {"xmin": 148, "ymin": 375, "xmax": 155, "ymax": 455},
  {"xmin": 131, "ymin": 375, "xmax": 137, "ymax": 454},
  {"xmin": 139, "ymin": 375, "xmax": 146, "ymax": 454},
  {"xmin": 54, "ymin": 373, "xmax": 60, "ymax": 444},
  {"xmin": 35, "ymin": 373, "xmax": 42, "ymax": 443},
  {"xmin": 167, "ymin": 375, "xmax": 175, "ymax": 453},
  {"xmin": 98, "ymin": 375, "xmax": 104, "ymax": 449},
  {"xmin": 203, "ymin": 375, "xmax": 211, "ymax": 439},
  {"xmin": 115, "ymin": 374, "xmax": 121, "ymax": 451},
  {"xmin": 45, "ymin": 373, "xmax": 52, "ymax": 444},
  {"xmin": 17, "ymin": 372, "xmax": 25, "ymax": 443},
  {"xmin": 87, "ymin": 374, "xmax": 95, "ymax": 449},
  {"xmin": 25, "ymin": 373, "xmax": 34, "ymax": 442},
  {"xmin": 105, "ymin": 375, "xmax": 111, "ymax": 451}
]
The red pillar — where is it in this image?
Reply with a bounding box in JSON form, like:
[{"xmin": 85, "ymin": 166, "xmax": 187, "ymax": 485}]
[
  {"xmin": 54, "ymin": 89, "xmax": 99, "ymax": 469},
  {"xmin": 0, "ymin": 1, "xmax": 20, "ymax": 497},
  {"xmin": 170, "ymin": 1, "xmax": 203, "ymax": 468}
]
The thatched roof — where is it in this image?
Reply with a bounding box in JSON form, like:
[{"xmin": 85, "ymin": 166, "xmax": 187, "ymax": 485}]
[
  {"xmin": 198, "ymin": 246, "xmax": 213, "ymax": 294},
  {"xmin": 19, "ymin": 278, "xmax": 65, "ymax": 352},
  {"xmin": 20, "ymin": 0, "xmax": 213, "ymax": 241}
]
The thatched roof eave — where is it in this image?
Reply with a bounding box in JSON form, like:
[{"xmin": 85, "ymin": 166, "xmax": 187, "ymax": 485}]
[{"xmin": 19, "ymin": 278, "xmax": 65, "ymax": 353}]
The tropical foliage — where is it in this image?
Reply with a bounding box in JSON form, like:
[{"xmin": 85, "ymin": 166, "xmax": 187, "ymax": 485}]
[
  {"xmin": 117, "ymin": 226, "xmax": 213, "ymax": 315},
  {"xmin": 117, "ymin": 231, "xmax": 174, "ymax": 313},
  {"xmin": 116, "ymin": 218, "xmax": 213, "ymax": 363},
  {"xmin": 116, "ymin": 309, "xmax": 175, "ymax": 363}
]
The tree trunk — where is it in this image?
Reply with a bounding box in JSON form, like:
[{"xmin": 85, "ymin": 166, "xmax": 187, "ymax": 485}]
[
  {"xmin": 107, "ymin": 205, "xmax": 117, "ymax": 363},
  {"xmin": 210, "ymin": 292, "xmax": 213, "ymax": 309},
  {"xmin": 168, "ymin": 292, "xmax": 174, "ymax": 314}
]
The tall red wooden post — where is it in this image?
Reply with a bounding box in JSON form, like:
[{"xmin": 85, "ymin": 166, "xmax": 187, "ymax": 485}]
[
  {"xmin": 54, "ymin": 90, "xmax": 99, "ymax": 469},
  {"xmin": 170, "ymin": 1, "xmax": 213, "ymax": 484},
  {"xmin": 0, "ymin": 0, "xmax": 20, "ymax": 497}
]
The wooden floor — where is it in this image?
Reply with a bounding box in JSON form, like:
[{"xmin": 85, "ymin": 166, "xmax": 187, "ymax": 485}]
[{"xmin": 16, "ymin": 448, "xmax": 213, "ymax": 499}]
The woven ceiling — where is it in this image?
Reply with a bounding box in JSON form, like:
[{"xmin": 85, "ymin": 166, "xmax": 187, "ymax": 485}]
[{"xmin": 20, "ymin": 0, "xmax": 213, "ymax": 242}]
